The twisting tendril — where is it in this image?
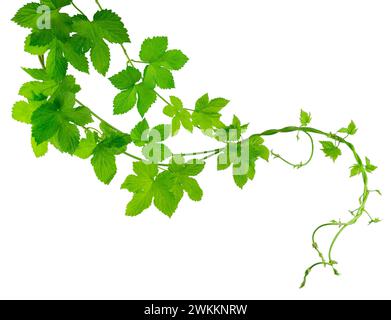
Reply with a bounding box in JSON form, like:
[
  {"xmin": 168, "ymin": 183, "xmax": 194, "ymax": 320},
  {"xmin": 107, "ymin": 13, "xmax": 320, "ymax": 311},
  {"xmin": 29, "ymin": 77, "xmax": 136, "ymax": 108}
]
[{"xmin": 11, "ymin": 0, "xmax": 380, "ymax": 287}]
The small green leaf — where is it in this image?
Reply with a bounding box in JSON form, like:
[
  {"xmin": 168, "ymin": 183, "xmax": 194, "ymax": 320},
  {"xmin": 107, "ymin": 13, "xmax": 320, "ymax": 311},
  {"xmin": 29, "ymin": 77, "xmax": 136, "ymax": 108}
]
[
  {"xmin": 31, "ymin": 137, "xmax": 48, "ymax": 158},
  {"xmin": 12, "ymin": 101, "xmax": 36, "ymax": 124},
  {"xmin": 113, "ymin": 88, "xmax": 137, "ymax": 115},
  {"xmin": 365, "ymin": 157, "xmax": 377, "ymax": 173},
  {"xmin": 192, "ymin": 94, "xmax": 228, "ymax": 130},
  {"xmin": 46, "ymin": 41, "xmax": 68, "ymax": 81},
  {"xmin": 130, "ymin": 119, "xmax": 150, "ymax": 147},
  {"xmin": 12, "ymin": 2, "xmax": 41, "ymax": 29},
  {"xmin": 93, "ymin": 9, "xmax": 130, "ymax": 44},
  {"xmin": 22, "ymin": 68, "xmax": 50, "ymax": 81},
  {"xmin": 140, "ymin": 37, "xmax": 168, "ymax": 63},
  {"xmin": 91, "ymin": 144, "xmax": 117, "ymax": 184},
  {"xmin": 300, "ymin": 110, "xmax": 312, "ymax": 127},
  {"xmin": 90, "ymin": 39, "xmax": 110, "ymax": 75},
  {"xmin": 160, "ymin": 50, "xmax": 189, "ymax": 70},
  {"xmin": 74, "ymin": 131, "xmax": 98, "ymax": 159},
  {"xmin": 339, "ymin": 121, "xmax": 358, "ymax": 136},
  {"xmin": 56, "ymin": 122, "xmax": 80, "ymax": 154},
  {"xmin": 320, "ymin": 141, "xmax": 342, "ymax": 162},
  {"xmin": 136, "ymin": 83, "xmax": 157, "ymax": 117},
  {"xmin": 350, "ymin": 164, "xmax": 362, "ymax": 177},
  {"xmin": 31, "ymin": 103, "xmax": 62, "ymax": 144},
  {"xmin": 109, "ymin": 67, "xmax": 141, "ymax": 90}
]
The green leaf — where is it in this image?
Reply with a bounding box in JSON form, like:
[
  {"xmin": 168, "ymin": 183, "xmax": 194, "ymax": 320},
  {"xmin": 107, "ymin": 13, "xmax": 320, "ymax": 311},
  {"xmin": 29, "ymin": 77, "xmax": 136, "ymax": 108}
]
[
  {"xmin": 153, "ymin": 172, "xmax": 179, "ymax": 216},
  {"xmin": 136, "ymin": 83, "xmax": 157, "ymax": 117},
  {"xmin": 215, "ymin": 115, "xmax": 248, "ymax": 142},
  {"xmin": 122, "ymin": 162, "xmax": 180, "ymax": 217},
  {"xmin": 63, "ymin": 40, "xmax": 89, "ymax": 73},
  {"xmin": 151, "ymin": 124, "xmax": 171, "ymax": 142},
  {"xmin": 320, "ymin": 141, "xmax": 342, "ymax": 162},
  {"xmin": 365, "ymin": 157, "xmax": 377, "ymax": 173},
  {"xmin": 167, "ymin": 161, "xmax": 205, "ymax": 202},
  {"xmin": 31, "ymin": 103, "xmax": 62, "ymax": 144},
  {"xmin": 160, "ymin": 50, "xmax": 189, "ymax": 71},
  {"xmin": 109, "ymin": 67, "xmax": 141, "ymax": 90},
  {"xmin": 140, "ymin": 37, "xmax": 168, "ymax": 63},
  {"xmin": 181, "ymin": 177, "xmax": 203, "ymax": 201},
  {"xmin": 144, "ymin": 65, "xmax": 175, "ymax": 89},
  {"xmin": 91, "ymin": 144, "xmax": 117, "ymax": 184},
  {"xmin": 350, "ymin": 164, "xmax": 362, "ymax": 177},
  {"xmin": 90, "ymin": 39, "xmax": 110, "ymax": 75},
  {"xmin": 74, "ymin": 131, "xmax": 98, "ymax": 159},
  {"xmin": 12, "ymin": 2, "xmax": 41, "ymax": 29},
  {"xmin": 56, "ymin": 122, "xmax": 80, "ymax": 154},
  {"xmin": 142, "ymin": 143, "xmax": 172, "ymax": 162},
  {"xmin": 24, "ymin": 34, "xmax": 51, "ymax": 55},
  {"xmin": 19, "ymin": 80, "xmax": 58, "ymax": 101},
  {"xmin": 30, "ymin": 30, "xmax": 54, "ymax": 47},
  {"xmin": 192, "ymin": 94, "xmax": 229, "ymax": 130},
  {"xmin": 46, "ymin": 41, "xmax": 68, "ymax": 81},
  {"xmin": 126, "ymin": 191, "xmax": 154, "ymax": 216},
  {"xmin": 217, "ymin": 136, "xmax": 269, "ymax": 188},
  {"xmin": 22, "ymin": 68, "xmax": 50, "ymax": 81},
  {"xmin": 300, "ymin": 110, "xmax": 312, "ymax": 127},
  {"xmin": 169, "ymin": 161, "xmax": 205, "ymax": 177},
  {"xmin": 233, "ymin": 174, "xmax": 248, "ymax": 189},
  {"xmin": 31, "ymin": 137, "xmax": 48, "ymax": 158},
  {"xmin": 113, "ymin": 88, "xmax": 138, "ymax": 115},
  {"xmin": 339, "ymin": 121, "xmax": 358, "ymax": 136},
  {"xmin": 93, "ymin": 10, "xmax": 130, "ymax": 44},
  {"xmin": 12, "ymin": 101, "xmax": 37, "ymax": 124},
  {"xmin": 130, "ymin": 119, "xmax": 150, "ymax": 147},
  {"xmin": 163, "ymin": 96, "xmax": 193, "ymax": 134},
  {"xmin": 63, "ymin": 106, "xmax": 93, "ymax": 126}
]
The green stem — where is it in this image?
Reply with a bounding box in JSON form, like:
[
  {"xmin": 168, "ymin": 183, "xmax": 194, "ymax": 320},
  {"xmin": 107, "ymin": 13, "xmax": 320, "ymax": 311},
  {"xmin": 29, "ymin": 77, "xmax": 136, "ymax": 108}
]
[
  {"xmin": 258, "ymin": 126, "xmax": 370, "ymax": 287},
  {"xmin": 71, "ymin": 1, "xmax": 86, "ymax": 16},
  {"xmin": 271, "ymin": 131, "xmax": 314, "ymax": 169},
  {"xmin": 95, "ymin": 0, "xmax": 103, "ymax": 10}
]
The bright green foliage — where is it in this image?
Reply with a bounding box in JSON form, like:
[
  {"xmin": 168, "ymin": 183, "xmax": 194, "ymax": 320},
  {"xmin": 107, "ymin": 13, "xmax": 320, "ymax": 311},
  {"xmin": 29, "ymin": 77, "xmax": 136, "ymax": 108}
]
[
  {"xmin": 12, "ymin": 3, "xmax": 42, "ymax": 29},
  {"xmin": 74, "ymin": 130, "xmax": 98, "ymax": 159},
  {"xmin": 166, "ymin": 160, "xmax": 205, "ymax": 202},
  {"xmin": 339, "ymin": 121, "xmax": 358, "ymax": 136},
  {"xmin": 12, "ymin": 1, "xmax": 380, "ymax": 286},
  {"xmin": 320, "ymin": 141, "xmax": 342, "ymax": 162},
  {"xmin": 218, "ymin": 135, "xmax": 270, "ymax": 188},
  {"xmin": 300, "ymin": 110, "xmax": 312, "ymax": 127},
  {"xmin": 109, "ymin": 67, "xmax": 155, "ymax": 116},
  {"xmin": 350, "ymin": 164, "xmax": 362, "ymax": 177},
  {"xmin": 91, "ymin": 123, "xmax": 132, "ymax": 184},
  {"xmin": 31, "ymin": 102, "xmax": 91, "ymax": 153},
  {"xmin": 215, "ymin": 115, "xmax": 248, "ymax": 142},
  {"xmin": 192, "ymin": 94, "xmax": 229, "ymax": 130},
  {"xmin": 122, "ymin": 160, "xmax": 204, "ymax": 217},
  {"xmin": 365, "ymin": 157, "xmax": 377, "ymax": 173},
  {"xmin": 12, "ymin": 100, "xmax": 43, "ymax": 124},
  {"xmin": 140, "ymin": 37, "xmax": 188, "ymax": 90},
  {"xmin": 122, "ymin": 162, "xmax": 177, "ymax": 217},
  {"xmin": 130, "ymin": 120, "xmax": 172, "ymax": 162},
  {"xmin": 163, "ymin": 96, "xmax": 193, "ymax": 135},
  {"xmin": 22, "ymin": 67, "xmax": 50, "ymax": 81},
  {"xmin": 72, "ymin": 10, "xmax": 130, "ymax": 75},
  {"xmin": 32, "ymin": 137, "xmax": 49, "ymax": 157}
]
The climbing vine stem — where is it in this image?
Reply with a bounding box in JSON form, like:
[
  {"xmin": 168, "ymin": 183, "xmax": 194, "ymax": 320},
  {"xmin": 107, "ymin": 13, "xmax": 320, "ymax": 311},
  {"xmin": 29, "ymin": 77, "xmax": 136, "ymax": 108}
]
[{"xmin": 11, "ymin": 0, "xmax": 380, "ymax": 287}]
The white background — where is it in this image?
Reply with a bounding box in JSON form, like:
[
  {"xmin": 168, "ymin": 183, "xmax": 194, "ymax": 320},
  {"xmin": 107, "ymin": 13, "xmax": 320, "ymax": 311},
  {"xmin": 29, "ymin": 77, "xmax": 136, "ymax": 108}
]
[{"xmin": 0, "ymin": 0, "xmax": 390, "ymax": 300}]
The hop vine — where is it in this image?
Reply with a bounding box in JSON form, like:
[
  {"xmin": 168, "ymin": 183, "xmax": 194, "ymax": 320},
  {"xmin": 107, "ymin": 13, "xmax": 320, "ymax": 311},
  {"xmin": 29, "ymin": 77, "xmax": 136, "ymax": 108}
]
[{"xmin": 12, "ymin": 0, "xmax": 381, "ymax": 287}]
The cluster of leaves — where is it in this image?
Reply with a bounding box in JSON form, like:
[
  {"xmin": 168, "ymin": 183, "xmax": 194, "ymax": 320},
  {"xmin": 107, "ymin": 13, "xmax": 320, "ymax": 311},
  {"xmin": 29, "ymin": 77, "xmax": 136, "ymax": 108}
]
[
  {"xmin": 11, "ymin": 0, "xmax": 263, "ymax": 217},
  {"xmin": 12, "ymin": 1, "xmax": 377, "ymax": 222},
  {"xmin": 121, "ymin": 160, "xmax": 204, "ymax": 217}
]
